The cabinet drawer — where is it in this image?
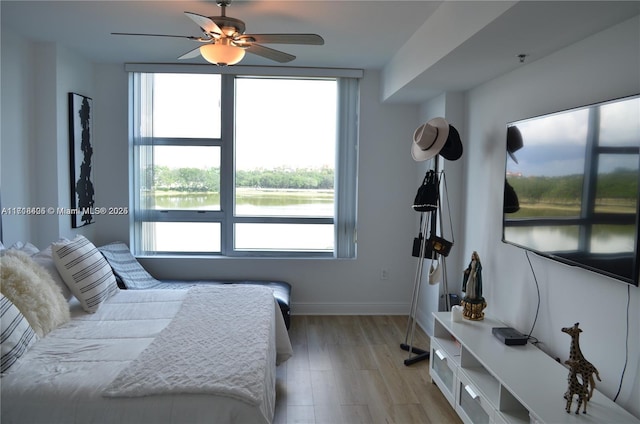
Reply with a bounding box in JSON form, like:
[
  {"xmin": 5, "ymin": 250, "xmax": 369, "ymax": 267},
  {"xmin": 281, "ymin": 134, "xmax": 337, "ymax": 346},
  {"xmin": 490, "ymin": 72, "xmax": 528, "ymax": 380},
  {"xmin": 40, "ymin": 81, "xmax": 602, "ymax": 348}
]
[
  {"xmin": 457, "ymin": 371, "xmax": 495, "ymax": 424},
  {"xmin": 430, "ymin": 339, "xmax": 458, "ymax": 406},
  {"xmin": 491, "ymin": 411, "xmax": 508, "ymax": 424}
]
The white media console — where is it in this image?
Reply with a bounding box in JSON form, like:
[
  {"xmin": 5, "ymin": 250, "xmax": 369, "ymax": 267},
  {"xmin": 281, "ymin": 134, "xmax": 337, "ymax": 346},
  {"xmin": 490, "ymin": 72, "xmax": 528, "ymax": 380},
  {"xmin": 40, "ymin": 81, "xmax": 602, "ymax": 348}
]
[{"xmin": 430, "ymin": 312, "xmax": 639, "ymax": 424}]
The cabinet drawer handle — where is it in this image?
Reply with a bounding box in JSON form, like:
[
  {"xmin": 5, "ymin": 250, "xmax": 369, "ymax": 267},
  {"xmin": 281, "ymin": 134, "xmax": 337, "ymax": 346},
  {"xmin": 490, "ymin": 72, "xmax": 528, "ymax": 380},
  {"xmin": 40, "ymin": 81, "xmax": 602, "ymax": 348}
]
[
  {"xmin": 435, "ymin": 349, "xmax": 445, "ymax": 360},
  {"xmin": 464, "ymin": 384, "xmax": 479, "ymax": 400}
]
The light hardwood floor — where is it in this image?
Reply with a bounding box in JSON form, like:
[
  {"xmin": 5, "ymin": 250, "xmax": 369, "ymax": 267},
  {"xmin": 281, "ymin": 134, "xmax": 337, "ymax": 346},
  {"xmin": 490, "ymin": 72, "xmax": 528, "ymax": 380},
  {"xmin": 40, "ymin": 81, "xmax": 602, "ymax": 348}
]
[{"xmin": 274, "ymin": 315, "xmax": 462, "ymax": 424}]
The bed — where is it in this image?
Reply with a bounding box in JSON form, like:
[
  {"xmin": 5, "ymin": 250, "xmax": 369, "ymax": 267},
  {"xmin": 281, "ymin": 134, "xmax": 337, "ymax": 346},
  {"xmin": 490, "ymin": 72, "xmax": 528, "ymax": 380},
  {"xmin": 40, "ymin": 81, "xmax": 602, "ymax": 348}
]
[
  {"xmin": 0, "ymin": 237, "xmax": 292, "ymax": 424},
  {"xmin": 97, "ymin": 241, "xmax": 292, "ymax": 329}
]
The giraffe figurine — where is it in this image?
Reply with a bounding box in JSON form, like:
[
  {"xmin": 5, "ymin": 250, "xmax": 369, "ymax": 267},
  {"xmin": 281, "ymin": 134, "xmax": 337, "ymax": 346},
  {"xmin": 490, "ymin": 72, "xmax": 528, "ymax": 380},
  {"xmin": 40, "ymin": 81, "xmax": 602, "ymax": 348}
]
[
  {"xmin": 564, "ymin": 359, "xmax": 589, "ymax": 414},
  {"xmin": 561, "ymin": 323, "xmax": 601, "ymax": 400}
]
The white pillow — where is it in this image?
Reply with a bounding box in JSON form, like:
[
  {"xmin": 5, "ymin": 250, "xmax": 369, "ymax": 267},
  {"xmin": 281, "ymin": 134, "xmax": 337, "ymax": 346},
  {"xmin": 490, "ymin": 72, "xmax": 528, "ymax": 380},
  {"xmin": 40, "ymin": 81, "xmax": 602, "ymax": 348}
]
[
  {"xmin": 0, "ymin": 251, "xmax": 70, "ymax": 337},
  {"xmin": 8, "ymin": 241, "xmax": 39, "ymax": 256},
  {"xmin": 32, "ymin": 246, "xmax": 74, "ymax": 301},
  {"xmin": 1, "ymin": 293, "xmax": 38, "ymax": 373},
  {"xmin": 52, "ymin": 235, "xmax": 119, "ymax": 313}
]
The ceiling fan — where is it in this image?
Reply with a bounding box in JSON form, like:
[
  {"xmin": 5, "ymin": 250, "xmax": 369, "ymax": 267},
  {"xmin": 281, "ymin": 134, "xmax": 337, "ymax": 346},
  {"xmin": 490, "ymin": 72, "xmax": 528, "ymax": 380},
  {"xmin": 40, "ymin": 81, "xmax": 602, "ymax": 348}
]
[{"xmin": 112, "ymin": 0, "xmax": 324, "ymax": 66}]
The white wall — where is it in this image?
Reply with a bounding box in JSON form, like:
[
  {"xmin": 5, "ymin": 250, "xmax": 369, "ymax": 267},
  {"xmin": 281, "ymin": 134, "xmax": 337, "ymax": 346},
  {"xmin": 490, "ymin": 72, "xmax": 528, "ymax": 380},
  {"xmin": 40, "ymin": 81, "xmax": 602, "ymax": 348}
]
[
  {"xmin": 1, "ymin": 29, "xmax": 36, "ymax": 244},
  {"xmin": 92, "ymin": 64, "xmax": 130, "ymax": 244},
  {"xmin": 459, "ymin": 16, "xmax": 640, "ymax": 416},
  {"xmin": 1, "ymin": 29, "xmax": 96, "ymax": 248}
]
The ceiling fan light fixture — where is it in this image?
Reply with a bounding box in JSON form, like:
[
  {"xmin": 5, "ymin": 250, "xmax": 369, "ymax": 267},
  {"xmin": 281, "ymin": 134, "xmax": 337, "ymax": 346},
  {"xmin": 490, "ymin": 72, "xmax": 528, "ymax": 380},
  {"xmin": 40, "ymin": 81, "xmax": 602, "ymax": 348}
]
[{"xmin": 200, "ymin": 40, "xmax": 245, "ymax": 66}]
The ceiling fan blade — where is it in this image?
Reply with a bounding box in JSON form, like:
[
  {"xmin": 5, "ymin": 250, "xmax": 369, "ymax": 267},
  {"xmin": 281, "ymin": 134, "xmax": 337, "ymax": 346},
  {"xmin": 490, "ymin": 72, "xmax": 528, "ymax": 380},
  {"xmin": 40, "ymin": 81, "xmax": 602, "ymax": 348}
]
[
  {"xmin": 178, "ymin": 46, "xmax": 203, "ymax": 60},
  {"xmin": 112, "ymin": 32, "xmax": 202, "ymax": 41},
  {"xmin": 184, "ymin": 12, "xmax": 222, "ymax": 37},
  {"xmin": 237, "ymin": 34, "xmax": 324, "ymax": 45},
  {"xmin": 245, "ymin": 44, "xmax": 295, "ymax": 63}
]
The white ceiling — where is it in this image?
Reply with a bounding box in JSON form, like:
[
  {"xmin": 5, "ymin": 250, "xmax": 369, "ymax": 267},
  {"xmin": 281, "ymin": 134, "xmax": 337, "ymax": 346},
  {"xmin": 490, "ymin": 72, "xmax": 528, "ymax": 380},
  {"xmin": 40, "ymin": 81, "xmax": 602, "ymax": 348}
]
[{"xmin": 2, "ymin": 1, "xmax": 639, "ymax": 103}]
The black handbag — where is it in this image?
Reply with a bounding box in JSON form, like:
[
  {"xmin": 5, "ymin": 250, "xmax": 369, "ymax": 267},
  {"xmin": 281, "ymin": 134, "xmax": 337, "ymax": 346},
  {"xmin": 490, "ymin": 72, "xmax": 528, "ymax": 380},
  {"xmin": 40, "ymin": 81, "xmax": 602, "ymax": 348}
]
[
  {"xmin": 413, "ymin": 231, "xmax": 453, "ymax": 258},
  {"xmin": 411, "ymin": 171, "xmax": 454, "ymax": 259},
  {"xmin": 424, "ymin": 234, "xmax": 453, "ymax": 257},
  {"xmin": 412, "ymin": 232, "xmax": 424, "ymax": 257},
  {"xmin": 412, "ymin": 170, "xmax": 439, "ymax": 212},
  {"xmin": 412, "ymin": 214, "xmax": 426, "ymax": 257}
]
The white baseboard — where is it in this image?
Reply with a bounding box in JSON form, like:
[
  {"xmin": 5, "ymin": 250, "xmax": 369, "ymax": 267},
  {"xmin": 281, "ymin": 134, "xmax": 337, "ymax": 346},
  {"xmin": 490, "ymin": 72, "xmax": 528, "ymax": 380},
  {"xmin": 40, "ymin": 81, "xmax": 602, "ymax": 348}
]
[{"xmin": 292, "ymin": 302, "xmax": 410, "ymax": 316}]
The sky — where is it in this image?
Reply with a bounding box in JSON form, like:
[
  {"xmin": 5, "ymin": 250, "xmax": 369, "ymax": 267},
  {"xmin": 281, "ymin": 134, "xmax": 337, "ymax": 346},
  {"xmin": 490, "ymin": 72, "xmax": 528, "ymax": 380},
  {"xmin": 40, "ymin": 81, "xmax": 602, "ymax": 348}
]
[
  {"xmin": 507, "ymin": 96, "xmax": 640, "ymax": 177},
  {"xmin": 150, "ymin": 74, "xmax": 337, "ymax": 171}
]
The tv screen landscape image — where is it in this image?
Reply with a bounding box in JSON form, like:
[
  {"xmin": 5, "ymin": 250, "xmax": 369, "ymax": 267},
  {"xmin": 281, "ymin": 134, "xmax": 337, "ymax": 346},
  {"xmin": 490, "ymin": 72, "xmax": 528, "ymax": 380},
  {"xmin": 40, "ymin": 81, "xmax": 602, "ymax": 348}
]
[{"xmin": 503, "ymin": 94, "xmax": 640, "ymax": 286}]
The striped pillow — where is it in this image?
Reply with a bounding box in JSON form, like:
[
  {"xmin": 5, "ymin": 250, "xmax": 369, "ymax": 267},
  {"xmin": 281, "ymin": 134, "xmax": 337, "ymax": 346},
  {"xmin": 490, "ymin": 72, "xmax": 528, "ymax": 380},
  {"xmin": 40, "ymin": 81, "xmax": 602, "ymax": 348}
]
[
  {"xmin": 1, "ymin": 294, "xmax": 38, "ymax": 373},
  {"xmin": 53, "ymin": 235, "xmax": 119, "ymax": 313},
  {"xmin": 98, "ymin": 242, "xmax": 161, "ymax": 289}
]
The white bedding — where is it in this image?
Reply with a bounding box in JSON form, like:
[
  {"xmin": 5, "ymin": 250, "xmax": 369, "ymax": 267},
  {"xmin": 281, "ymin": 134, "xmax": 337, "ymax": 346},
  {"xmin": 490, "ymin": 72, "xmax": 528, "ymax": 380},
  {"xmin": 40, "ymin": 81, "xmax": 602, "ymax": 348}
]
[{"xmin": 0, "ymin": 287, "xmax": 292, "ymax": 424}]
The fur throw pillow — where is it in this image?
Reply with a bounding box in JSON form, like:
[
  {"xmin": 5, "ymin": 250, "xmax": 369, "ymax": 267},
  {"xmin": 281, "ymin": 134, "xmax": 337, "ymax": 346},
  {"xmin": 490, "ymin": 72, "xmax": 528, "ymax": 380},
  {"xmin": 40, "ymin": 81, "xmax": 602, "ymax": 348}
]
[{"xmin": 0, "ymin": 250, "xmax": 70, "ymax": 337}]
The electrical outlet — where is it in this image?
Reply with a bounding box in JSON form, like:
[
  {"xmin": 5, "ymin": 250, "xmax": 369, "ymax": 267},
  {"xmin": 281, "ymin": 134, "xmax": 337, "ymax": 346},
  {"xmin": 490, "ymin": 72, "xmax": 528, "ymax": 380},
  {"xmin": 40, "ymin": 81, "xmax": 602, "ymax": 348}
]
[{"xmin": 380, "ymin": 268, "xmax": 389, "ymax": 280}]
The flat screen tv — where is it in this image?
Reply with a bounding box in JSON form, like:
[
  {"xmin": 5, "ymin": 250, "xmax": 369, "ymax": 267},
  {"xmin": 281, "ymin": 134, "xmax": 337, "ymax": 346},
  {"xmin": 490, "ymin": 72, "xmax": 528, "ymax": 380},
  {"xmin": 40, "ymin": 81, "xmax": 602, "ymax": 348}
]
[{"xmin": 502, "ymin": 94, "xmax": 640, "ymax": 286}]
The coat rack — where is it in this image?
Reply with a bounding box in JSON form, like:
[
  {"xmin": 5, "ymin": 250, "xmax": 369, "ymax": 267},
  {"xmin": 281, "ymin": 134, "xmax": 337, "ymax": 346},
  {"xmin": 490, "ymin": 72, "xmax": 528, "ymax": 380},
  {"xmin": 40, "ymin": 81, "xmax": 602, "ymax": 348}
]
[{"xmin": 401, "ymin": 156, "xmax": 452, "ymax": 366}]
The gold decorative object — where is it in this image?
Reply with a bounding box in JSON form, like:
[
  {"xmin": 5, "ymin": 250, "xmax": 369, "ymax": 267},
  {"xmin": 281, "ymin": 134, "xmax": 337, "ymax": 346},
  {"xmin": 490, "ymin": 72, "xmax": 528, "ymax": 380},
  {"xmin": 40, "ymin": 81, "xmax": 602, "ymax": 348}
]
[
  {"xmin": 461, "ymin": 251, "xmax": 486, "ymax": 320},
  {"xmin": 460, "ymin": 297, "xmax": 487, "ymax": 320}
]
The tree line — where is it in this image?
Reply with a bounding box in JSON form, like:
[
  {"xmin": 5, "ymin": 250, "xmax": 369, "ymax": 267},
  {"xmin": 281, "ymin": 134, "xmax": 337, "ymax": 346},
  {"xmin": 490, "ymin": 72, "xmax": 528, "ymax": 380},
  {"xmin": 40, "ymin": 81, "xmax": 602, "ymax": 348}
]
[
  {"xmin": 149, "ymin": 166, "xmax": 334, "ymax": 192},
  {"xmin": 508, "ymin": 169, "xmax": 638, "ymax": 203}
]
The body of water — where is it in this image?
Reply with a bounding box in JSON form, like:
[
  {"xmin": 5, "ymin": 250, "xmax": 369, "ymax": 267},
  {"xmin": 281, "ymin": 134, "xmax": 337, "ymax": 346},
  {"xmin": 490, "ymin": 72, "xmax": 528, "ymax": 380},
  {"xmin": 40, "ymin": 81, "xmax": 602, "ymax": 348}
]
[
  {"xmin": 144, "ymin": 189, "xmax": 335, "ymax": 252},
  {"xmin": 151, "ymin": 189, "xmax": 334, "ymax": 217}
]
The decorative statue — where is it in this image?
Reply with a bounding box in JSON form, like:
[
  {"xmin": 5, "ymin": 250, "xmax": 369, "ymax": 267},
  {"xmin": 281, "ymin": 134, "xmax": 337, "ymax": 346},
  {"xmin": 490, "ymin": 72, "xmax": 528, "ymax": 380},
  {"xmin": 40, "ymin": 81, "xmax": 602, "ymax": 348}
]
[
  {"xmin": 561, "ymin": 323, "xmax": 602, "ymax": 414},
  {"xmin": 564, "ymin": 359, "xmax": 589, "ymax": 414},
  {"xmin": 460, "ymin": 251, "xmax": 487, "ymax": 320}
]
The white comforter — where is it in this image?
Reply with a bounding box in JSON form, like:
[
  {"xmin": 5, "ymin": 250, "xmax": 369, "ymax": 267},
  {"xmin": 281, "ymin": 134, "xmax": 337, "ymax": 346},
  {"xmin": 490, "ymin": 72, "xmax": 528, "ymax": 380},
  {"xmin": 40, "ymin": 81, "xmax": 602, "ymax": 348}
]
[{"xmin": 1, "ymin": 287, "xmax": 292, "ymax": 424}]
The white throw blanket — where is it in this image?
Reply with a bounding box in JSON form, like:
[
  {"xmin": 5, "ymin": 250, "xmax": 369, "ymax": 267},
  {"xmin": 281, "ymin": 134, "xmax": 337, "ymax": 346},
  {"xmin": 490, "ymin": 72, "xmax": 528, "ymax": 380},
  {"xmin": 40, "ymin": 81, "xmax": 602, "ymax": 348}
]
[{"xmin": 103, "ymin": 285, "xmax": 274, "ymax": 406}]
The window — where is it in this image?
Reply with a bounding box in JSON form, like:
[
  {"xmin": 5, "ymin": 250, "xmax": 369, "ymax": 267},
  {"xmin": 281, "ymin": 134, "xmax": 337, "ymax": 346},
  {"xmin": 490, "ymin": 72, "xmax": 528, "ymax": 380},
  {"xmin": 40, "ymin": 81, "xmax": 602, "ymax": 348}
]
[{"xmin": 131, "ymin": 70, "xmax": 359, "ymax": 258}]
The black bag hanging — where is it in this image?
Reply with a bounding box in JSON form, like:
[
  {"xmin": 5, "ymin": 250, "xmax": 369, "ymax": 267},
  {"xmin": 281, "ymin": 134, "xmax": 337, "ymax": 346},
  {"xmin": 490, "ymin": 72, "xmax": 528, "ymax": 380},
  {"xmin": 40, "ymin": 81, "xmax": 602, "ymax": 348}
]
[
  {"xmin": 411, "ymin": 233, "xmax": 424, "ymax": 258},
  {"xmin": 411, "ymin": 214, "xmax": 440, "ymax": 259},
  {"xmin": 412, "ymin": 170, "xmax": 439, "ymax": 212},
  {"xmin": 411, "ymin": 214, "xmax": 425, "ymax": 257},
  {"xmin": 412, "ymin": 171, "xmax": 455, "ymax": 259},
  {"xmin": 423, "ymin": 234, "xmax": 453, "ymax": 258},
  {"xmin": 427, "ymin": 171, "xmax": 454, "ymax": 258},
  {"xmin": 412, "ymin": 211, "xmax": 452, "ymax": 258}
]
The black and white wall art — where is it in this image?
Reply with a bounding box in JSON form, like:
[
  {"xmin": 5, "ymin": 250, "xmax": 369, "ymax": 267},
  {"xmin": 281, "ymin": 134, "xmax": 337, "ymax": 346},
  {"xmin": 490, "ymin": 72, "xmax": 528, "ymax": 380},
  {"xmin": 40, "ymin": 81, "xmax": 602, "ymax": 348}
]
[{"xmin": 68, "ymin": 92, "xmax": 95, "ymax": 228}]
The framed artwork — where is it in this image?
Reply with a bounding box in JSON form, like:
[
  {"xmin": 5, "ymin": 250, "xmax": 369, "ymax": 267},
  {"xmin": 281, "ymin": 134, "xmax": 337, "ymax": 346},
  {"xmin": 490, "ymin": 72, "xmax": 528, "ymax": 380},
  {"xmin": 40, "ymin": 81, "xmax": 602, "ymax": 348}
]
[{"xmin": 68, "ymin": 92, "xmax": 95, "ymax": 228}]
